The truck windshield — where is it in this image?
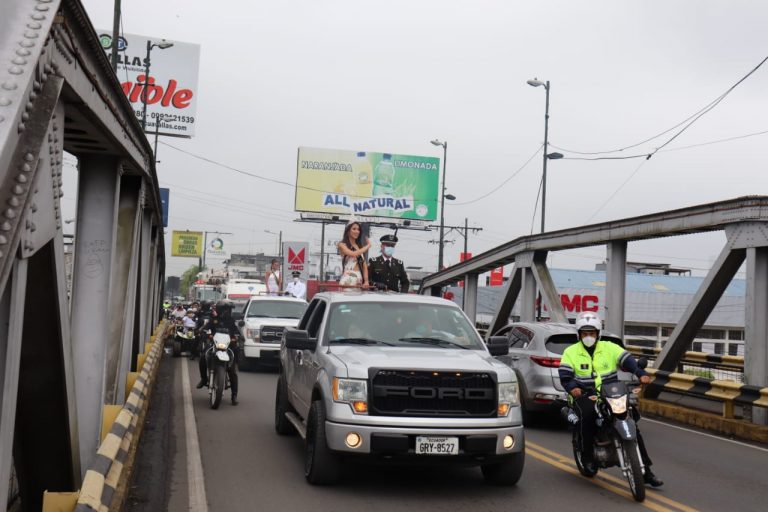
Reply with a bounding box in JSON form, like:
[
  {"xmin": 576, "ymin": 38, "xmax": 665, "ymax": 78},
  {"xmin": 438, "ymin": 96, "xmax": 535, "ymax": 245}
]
[
  {"xmin": 246, "ymin": 300, "xmax": 307, "ymax": 319},
  {"xmin": 326, "ymin": 302, "xmax": 484, "ymax": 349}
]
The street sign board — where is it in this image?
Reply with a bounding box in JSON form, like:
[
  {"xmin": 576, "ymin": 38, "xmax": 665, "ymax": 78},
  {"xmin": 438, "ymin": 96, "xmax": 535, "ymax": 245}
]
[
  {"xmin": 171, "ymin": 231, "xmax": 203, "ymax": 257},
  {"xmin": 282, "ymin": 241, "xmax": 309, "ymax": 284}
]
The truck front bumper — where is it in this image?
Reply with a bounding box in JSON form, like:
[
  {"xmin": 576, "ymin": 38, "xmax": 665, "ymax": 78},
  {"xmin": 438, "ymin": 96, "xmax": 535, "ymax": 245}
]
[{"xmin": 325, "ymin": 421, "xmax": 524, "ymax": 457}]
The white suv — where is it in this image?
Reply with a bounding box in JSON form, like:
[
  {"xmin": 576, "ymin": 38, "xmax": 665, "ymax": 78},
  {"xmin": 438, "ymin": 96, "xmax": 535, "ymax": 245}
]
[{"xmin": 237, "ymin": 295, "xmax": 308, "ymax": 368}]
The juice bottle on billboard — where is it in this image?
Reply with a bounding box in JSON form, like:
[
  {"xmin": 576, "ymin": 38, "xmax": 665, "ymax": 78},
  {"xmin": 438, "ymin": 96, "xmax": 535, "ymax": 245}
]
[
  {"xmin": 372, "ymin": 153, "xmax": 395, "ymax": 198},
  {"xmin": 355, "ymin": 152, "xmax": 373, "ymax": 201}
]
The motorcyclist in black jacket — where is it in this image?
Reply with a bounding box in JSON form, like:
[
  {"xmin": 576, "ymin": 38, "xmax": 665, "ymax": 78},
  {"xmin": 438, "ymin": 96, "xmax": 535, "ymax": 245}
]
[{"xmin": 196, "ymin": 301, "xmax": 240, "ymax": 405}]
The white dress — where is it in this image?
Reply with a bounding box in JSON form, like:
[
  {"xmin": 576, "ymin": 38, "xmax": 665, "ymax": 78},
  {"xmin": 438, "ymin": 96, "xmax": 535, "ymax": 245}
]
[
  {"xmin": 338, "ymin": 256, "xmax": 362, "ymax": 287},
  {"xmin": 267, "ymin": 271, "xmax": 281, "ymax": 294}
]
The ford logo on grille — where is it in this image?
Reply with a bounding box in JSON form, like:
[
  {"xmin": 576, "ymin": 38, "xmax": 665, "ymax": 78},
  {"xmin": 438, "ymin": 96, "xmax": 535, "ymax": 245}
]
[{"xmin": 374, "ymin": 385, "xmax": 493, "ymax": 400}]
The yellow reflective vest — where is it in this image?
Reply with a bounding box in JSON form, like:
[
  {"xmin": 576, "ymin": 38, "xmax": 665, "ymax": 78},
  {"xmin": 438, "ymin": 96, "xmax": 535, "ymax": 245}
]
[{"xmin": 559, "ymin": 340, "xmax": 633, "ymax": 392}]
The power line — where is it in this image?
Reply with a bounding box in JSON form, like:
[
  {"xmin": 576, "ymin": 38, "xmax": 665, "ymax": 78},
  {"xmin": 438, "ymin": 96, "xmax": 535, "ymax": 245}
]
[
  {"xmin": 529, "ymin": 174, "xmax": 543, "ymax": 236},
  {"xmin": 585, "ymin": 158, "xmax": 649, "ymax": 223},
  {"xmin": 453, "ymin": 145, "xmax": 542, "ymax": 206},
  {"xmin": 550, "ymin": 54, "xmax": 768, "ymax": 157}
]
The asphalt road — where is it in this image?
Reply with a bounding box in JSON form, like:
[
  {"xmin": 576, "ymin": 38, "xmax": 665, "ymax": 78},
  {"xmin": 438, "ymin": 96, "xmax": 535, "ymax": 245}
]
[{"xmin": 146, "ymin": 357, "xmax": 768, "ymax": 512}]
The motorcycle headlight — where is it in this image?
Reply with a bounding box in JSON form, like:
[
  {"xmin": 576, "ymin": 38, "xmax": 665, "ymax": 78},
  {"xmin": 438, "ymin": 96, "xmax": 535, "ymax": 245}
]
[
  {"xmin": 332, "ymin": 378, "xmax": 368, "ymax": 414},
  {"xmin": 498, "ymin": 382, "xmax": 520, "ymax": 417},
  {"xmin": 215, "ymin": 341, "xmax": 229, "ymax": 350},
  {"xmin": 605, "ymin": 395, "xmax": 628, "ymax": 414}
]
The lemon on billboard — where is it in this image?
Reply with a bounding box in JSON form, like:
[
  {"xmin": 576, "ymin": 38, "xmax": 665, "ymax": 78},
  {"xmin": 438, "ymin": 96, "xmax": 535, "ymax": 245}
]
[
  {"xmin": 295, "ymin": 147, "xmax": 439, "ymax": 221},
  {"xmin": 172, "ymin": 231, "xmax": 203, "ymax": 257}
]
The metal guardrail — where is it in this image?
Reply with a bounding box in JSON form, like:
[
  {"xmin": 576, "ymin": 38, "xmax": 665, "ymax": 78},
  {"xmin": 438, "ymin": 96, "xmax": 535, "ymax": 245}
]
[
  {"xmin": 645, "ymin": 368, "xmax": 768, "ymax": 420},
  {"xmin": 627, "ymin": 345, "xmax": 744, "ymax": 382}
]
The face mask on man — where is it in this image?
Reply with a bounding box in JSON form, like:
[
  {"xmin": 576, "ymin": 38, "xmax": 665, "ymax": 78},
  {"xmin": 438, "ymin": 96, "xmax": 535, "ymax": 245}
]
[
  {"xmin": 383, "ymin": 246, "xmax": 395, "ymax": 257},
  {"xmin": 581, "ymin": 335, "xmax": 597, "ymax": 348},
  {"xmin": 293, "ymin": 277, "xmax": 299, "ymax": 283}
]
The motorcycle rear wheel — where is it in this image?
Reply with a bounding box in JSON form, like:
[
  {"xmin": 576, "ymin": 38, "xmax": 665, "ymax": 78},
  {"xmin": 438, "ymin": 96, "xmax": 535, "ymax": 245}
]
[
  {"xmin": 622, "ymin": 440, "xmax": 646, "ymax": 502},
  {"xmin": 210, "ymin": 365, "xmax": 225, "ymax": 409}
]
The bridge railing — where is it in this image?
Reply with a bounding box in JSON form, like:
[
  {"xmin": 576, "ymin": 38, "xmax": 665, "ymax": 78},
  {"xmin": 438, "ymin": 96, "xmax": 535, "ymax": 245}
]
[{"xmin": 626, "ymin": 345, "xmax": 744, "ymax": 382}]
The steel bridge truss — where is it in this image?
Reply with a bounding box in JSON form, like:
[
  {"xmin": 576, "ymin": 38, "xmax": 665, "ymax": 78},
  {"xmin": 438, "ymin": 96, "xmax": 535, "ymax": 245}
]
[
  {"xmin": 0, "ymin": 1, "xmax": 165, "ymax": 509},
  {"xmin": 420, "ymin": 196, "xmax": 768, "ymax": 422}
]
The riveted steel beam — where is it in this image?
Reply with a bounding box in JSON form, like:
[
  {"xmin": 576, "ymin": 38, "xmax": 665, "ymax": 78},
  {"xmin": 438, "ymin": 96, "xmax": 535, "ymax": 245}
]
[
  {"xmin": 487, "ymin": 265, "xmax": 522, "ymax": 339},
  {"xmin": 745, "ymin": 247, "xmax": 768, "ymax": 424},
  {"xmin": 605, "ymin": 241, "xmax": 627, "ymax": 337}
]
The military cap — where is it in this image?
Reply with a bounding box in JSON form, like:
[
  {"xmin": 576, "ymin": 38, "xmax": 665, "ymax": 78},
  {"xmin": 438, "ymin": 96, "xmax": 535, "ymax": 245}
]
[
  {"xmin": 380, "ymin": 234, "xmax": 399, "ymax": 244},
  {"xmin": 291, "ymin": 270, "xmax": 301, "ymax": 277}
]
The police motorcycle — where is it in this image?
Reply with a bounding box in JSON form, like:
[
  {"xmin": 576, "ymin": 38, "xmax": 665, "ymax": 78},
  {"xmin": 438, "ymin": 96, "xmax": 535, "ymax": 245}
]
[
  {"xmin": 206, "ymin": 330, "xmax": 236, "ymax": 409},
  {"xmin": 562, "ymin": 360, "xmax": 648, "ymax": 502}
]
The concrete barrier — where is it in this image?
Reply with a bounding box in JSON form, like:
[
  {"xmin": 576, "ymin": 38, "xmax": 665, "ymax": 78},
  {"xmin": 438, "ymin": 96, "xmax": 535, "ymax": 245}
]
[{"xmin": 42, "ymin": 320, "xmax": 171, "ymax": 512}]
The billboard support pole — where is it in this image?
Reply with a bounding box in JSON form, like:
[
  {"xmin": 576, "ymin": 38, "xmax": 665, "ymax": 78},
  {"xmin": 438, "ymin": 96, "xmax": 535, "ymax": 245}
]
[
  {"xmin": 320, "ymin": 222, "xmax": 325, "ymax": 281},
  {"xmin": 110, "ymin": 0, "xmax": 121, "ymax": 72}
]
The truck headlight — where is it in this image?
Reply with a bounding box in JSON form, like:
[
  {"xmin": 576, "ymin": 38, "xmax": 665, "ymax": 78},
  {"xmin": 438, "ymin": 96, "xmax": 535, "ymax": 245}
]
[
  {"xmin": 246, "ymin": 328, "xmax": 260, "ymax": 341},
  {"xmin": 332, "ymin": 378, "xmax": 368, "ymax": 414},
  {"xmin": 498, "ymin": 382, "xmax": 519, "ymax": 417}
]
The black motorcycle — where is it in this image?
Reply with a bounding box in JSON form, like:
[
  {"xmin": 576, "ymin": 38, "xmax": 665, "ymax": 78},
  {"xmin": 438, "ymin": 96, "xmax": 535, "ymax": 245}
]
[
  {"xmin": 206, "ymin": 331, "xmax": 235, "ymax": 409},
  {"xmin": 564, "ymin": 381, "xmax": 646, "ymax": 502}
]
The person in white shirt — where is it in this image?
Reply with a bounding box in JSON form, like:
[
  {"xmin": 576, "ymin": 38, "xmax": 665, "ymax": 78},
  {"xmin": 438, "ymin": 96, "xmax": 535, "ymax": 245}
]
[
  {"xmin": 182, "ymin": 311, "xmax": 197, "ymax": 329},
  {"xmin": 285, "ymin": 271, "xmax": 307, "ymax": 300}
]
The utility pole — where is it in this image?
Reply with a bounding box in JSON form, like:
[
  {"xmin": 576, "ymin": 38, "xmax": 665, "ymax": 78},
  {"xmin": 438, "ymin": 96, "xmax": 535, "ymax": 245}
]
[
  {"xmin": 428, "ymin": 220, "xmax": 483, "ymax": 269},
  {"xmin": 110, "ymin": 0, "xmax": 121, "ymax": 72},
  {"xmin": 319, "ymin": 221, "xmax": 325, "ymax": 281}
]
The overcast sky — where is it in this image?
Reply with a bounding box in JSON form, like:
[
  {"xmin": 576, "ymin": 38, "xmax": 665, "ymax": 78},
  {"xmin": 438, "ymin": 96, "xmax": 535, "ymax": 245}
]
[{"xmin": 69, "ymin": 0, "xmax": 768, "ymax": 279}]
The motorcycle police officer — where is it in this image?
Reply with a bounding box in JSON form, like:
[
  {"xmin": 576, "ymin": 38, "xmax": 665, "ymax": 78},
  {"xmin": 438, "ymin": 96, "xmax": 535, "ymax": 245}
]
[
  {"xmin": 196, "ymin": 301, "xmax": 240, "ymax": 405},
  {"xmin": 558, "ymin": 311, "xmax": 662, "ymax": 486},
  {"xmin": 368, "ymin": 234, "xmax": 410, "ymax": 293}
]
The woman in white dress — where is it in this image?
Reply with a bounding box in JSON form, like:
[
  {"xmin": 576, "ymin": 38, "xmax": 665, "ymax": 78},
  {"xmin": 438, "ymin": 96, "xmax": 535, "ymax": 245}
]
[
  {"xmin": 337, "ymin": 222, "xmax": 371, "ymax": 288},
  {"xmin": 265, "ymin": 258, "xmax": 283, "ymax": 294}
]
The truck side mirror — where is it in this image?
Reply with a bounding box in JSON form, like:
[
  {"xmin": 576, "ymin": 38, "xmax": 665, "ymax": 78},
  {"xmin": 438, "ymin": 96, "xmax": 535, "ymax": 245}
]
[
  {"xmin": 285, "ymin": 328, "xmax": 317, "ymax": 351},
  {"xmin": 486, "ymin": 336, "xmax": 509, "ymax": 356},
  {"xmin": 237, "ymin": 320, "xmax": 245, "ymax": 328}
]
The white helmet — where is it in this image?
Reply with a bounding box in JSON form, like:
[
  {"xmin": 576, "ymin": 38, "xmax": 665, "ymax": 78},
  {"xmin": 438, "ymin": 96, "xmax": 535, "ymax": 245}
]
[{"xmin": 575, "ymin": 311, "xmax": 601, "ymax": 333}]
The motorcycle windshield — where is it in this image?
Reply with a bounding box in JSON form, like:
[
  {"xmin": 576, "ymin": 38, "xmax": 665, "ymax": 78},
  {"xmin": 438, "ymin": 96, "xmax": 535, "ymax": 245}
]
[{"xmin": 601, "ymin": 381, "xmax": 626, "ymax": 398}]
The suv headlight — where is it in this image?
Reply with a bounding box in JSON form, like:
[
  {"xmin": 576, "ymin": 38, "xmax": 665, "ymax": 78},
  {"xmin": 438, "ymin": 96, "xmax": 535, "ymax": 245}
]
[
  {"xmin": 497, "ymin": 382, "xmax": 520, "ymax": 417},
  {"xmin": 332, "ymin": 378, "xmax": 368, "ymax": 414},
  {"xmin": 246, "ymin": 328, "xmax": 260, "ymax": 340}
]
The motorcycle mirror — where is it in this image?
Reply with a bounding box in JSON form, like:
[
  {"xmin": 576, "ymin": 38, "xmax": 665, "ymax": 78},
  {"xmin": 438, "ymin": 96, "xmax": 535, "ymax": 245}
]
[{"xmin": 637, "ymin": 356, "xmax": 648, "ymax": 369}]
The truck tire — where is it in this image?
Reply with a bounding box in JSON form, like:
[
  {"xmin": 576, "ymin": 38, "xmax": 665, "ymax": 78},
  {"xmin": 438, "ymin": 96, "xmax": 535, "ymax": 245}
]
[
  {"xmin": 275, "ymin": 377, "xmax": 296, "ymax": 435},
  {"xmin": 481, "ymin": 451, "xmax": 525, "ymax": 485},
  {"xmin": 304, "ymin": 400, "xmax": 340, "ymax": 485}
]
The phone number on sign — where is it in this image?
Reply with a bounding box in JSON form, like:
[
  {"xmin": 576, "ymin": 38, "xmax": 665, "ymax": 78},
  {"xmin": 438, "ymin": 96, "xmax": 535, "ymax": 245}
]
[{"xmin": 133, "ymin": 111, "xmax": 196, "ymax": 124}]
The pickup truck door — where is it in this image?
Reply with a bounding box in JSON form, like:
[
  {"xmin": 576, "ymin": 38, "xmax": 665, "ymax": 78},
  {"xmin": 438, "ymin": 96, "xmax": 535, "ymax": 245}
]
[
  {"xmin": 292, "ymin": 300, "xmax": 326, "ymax": 417},
  {"xmin": 286, "ymin": 299, "xmax": 317, "ymax": 412}
]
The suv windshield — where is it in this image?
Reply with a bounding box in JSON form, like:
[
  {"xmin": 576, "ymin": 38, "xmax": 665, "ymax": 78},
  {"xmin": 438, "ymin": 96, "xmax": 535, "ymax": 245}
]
[
  {"xmin": 246, "ymin": 300, "xmax": 306, "ymax": 319},
  {"xmin": 325, "ymin": 302, "xmax": 484, "ymax": 349}
]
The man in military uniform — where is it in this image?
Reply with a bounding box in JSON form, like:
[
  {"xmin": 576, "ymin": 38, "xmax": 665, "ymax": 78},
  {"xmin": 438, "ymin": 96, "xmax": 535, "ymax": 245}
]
[{"xmin": 369, "ymin": 234, "xmax": 410, "ymax": 293}]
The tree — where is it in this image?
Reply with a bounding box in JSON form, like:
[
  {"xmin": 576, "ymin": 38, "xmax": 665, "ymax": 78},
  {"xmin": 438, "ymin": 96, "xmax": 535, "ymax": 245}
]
[{"xmin": 179, "ymin": 264, "xmax": 201, "ymax": 298}]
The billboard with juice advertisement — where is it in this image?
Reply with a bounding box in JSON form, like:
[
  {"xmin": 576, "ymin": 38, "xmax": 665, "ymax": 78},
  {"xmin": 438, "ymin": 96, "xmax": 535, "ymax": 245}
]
[{"xmin": 295, "ymin": 147, "xmax": 440, "ymax": 221}]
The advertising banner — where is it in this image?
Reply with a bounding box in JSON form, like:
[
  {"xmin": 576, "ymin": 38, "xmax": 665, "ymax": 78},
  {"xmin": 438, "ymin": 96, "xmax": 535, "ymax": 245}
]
[
  {"xmin": 171, "ymin": 231, "xmax": 203, "ymax": 258},
  {"xmin": 282, "ymin": 242, "xmax": 309, "ymax": 283},
  {"xmin": 205, "ymin": 234, "xmax": 230, "ymax": 261},
  {"xmin": 295, "ymin": 147, "xmax": 439, "ymax": 221},
  {"xmin": 159, "ymin": 187, "xmax": 170, "ymax": 227},
  {"xmin": 98, "ymin": 30, "xmax": 200, "ymax": 137},
  {"xmin": 459, "ymin": 253, "xmax": 472, "ymax": 287}
]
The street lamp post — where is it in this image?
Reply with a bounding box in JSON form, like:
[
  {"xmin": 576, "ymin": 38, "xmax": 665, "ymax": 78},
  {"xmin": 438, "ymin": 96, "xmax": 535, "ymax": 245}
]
[
  {"xmin": 141, "ymin": 39, "xmax": 174, "ymax": 131},
  {"xmin": 431, "ymin": 139, "xmax": 448, "ymax": 271},
  {"xmin": 527, "ymin": 78, "xmax": 551, "ymax": 233}
]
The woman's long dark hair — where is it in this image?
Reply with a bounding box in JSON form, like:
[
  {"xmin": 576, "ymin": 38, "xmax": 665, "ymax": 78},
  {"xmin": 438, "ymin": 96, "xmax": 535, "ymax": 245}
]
[{"xmin": 342, "ymin": 222, "xmax": 363, "ymax": 248}]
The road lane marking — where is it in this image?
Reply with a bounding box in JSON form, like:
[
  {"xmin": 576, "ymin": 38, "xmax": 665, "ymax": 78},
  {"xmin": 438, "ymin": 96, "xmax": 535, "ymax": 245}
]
[
  {"xmin": 643, "ymin": 418, "xmax": 768, "ymax": 453},
  {"xmin": 181, "ymin": 359, "xmax": 209, "ymax": 512},
  {"xmin": 525, "ymin": 448, "xmax": 672, "ymax": 512},
  {"xmin": 527, "ymin": 441, "xmax": 699, "ymax": 512}
]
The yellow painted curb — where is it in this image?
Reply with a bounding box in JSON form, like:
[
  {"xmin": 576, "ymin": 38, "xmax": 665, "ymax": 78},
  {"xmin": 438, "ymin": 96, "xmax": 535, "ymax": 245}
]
[
  {"xmin": 42, "ymin": 490, "xmax": 79, "ymax": 511},
  {"xmin": 125, "ymin": 372, "xmax": 138, "ymax": 402},
  {"xmin": 137, "ymin": 352, "xmax": 146, "ymax": 371},
  {"xmin": 640, "ymin": 398, "xmax": 768, "ymax": 443},
  {"xmin": 101, "ymin": 404, "xmax": 122, "ymax": 442}
]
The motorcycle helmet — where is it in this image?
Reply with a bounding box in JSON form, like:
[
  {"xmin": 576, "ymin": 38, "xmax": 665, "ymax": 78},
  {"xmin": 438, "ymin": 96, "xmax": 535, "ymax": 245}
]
[{"xmin": 575, "ymin": 311, "xmax": 601, "ymax": 348}]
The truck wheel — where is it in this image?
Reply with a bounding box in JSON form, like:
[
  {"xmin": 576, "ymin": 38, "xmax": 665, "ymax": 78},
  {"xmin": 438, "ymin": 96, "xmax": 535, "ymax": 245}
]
[
  {"xmin": 481, "ymin": 450, "xmax": 525, "ymax": 485},
  {"xmin": 304, "ymin": 400, "xmax": 340, "ymax": 484},
  {"xmin": 275, "ymin": 377, "xmax": 296, "ymax": 435}
]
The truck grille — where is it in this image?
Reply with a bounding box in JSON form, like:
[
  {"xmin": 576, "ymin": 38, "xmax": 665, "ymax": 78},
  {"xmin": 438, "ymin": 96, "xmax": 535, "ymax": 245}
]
[
  {"xmin": 369, "ymin": 370, "xmax": 497, "ymax": 418},
  {"xmin": 259, "ymin": 325, "xmax": 284, "ymax": 343}
]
